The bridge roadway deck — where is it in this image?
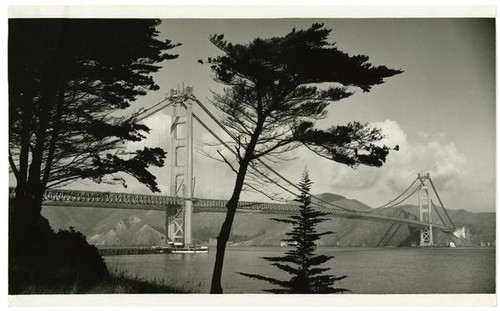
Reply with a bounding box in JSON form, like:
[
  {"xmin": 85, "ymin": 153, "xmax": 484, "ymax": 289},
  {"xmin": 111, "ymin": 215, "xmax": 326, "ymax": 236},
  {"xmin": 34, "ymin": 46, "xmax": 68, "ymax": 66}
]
[{"xmin": 9, "ymin": 188, "xmax": 452, "ymax": 232}]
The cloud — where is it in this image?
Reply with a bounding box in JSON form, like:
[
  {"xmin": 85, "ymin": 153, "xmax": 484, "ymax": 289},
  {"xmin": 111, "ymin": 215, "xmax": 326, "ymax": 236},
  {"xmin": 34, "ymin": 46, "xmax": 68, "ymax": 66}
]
[
  {"xmin": 189, "ymin": 119, "xmax": 469, "ymax": 207},
  {"xmin": 418, "ymin": 131, "xmax": 430, "ymax": 139},
  {"xmin": 126, "ymin": 111, "xmax": 172, "ymax": 151},
  {"xmin": 270, "ymin": 120, "xmax": 468, "ymax": 207},
  {"xmin": 371, "ymin": 120, "xmax": 467, "ymax": 190},
  {"xmin": 380, "ymin": 121, "xmax": 464, "ymax": 188}
]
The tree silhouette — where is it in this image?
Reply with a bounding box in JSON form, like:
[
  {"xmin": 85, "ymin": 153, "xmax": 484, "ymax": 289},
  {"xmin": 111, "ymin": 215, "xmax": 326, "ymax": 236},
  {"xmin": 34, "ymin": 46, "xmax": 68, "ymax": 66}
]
[
  {"xmin": 9, "ymin": 19, "xmax": 179, "ymax": 228},
  {"xmin": 239, "ymin": 169, "xmax": 348, "ymax": 293},
  {"xmin": 201, "ymin": 23, "xmax": 403, "ymax": 293}
]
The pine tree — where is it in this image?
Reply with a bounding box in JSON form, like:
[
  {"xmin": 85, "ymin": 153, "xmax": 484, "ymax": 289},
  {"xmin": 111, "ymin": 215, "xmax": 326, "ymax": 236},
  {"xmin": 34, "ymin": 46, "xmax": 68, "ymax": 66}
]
[
  {"xmin": 202, "ymin": 23, "xmax": 401, "ymax": 293},
  {"xmin": 238, "ymin": 169, "xmax": 348, "ymax": 293},
  {"xmin": 9, "ymin": 19, "xmax": 179, "ymax": 227},
  {"xmin": 8, "ymin": 19, "xmax": 179, "ymax": 278}
]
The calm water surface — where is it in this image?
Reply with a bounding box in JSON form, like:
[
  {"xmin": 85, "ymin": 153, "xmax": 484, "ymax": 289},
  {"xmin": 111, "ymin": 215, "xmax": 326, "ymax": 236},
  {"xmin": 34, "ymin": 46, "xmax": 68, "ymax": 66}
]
[{"xmin": 104, "ymin": 247, "xmax": 495, "ymax": 294}]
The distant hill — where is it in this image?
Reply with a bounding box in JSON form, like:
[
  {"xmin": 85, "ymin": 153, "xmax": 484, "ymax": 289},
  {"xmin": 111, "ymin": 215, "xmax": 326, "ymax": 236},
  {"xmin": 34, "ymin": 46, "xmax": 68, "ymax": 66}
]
[
  {"xmin": 313, "ymin": 192, "xmax": 372, "ymax": 211},
  {"xmin": 396, "ymin": 204, "xmax": 496, "ymax": 245},
  {"xmin": 313, "ymin": 193, "xmax": 346, "ymax": 203},
  {"xmin": 87, "ymin": 216, "xmax": 165, "ymax": 246},
  {"xmin": 40, "ymin": 192, "xmax": 495, "ymax": 248},
  {"xmin": 42, "ymin": 207, "xmax": 166, "ymax": 246},
  {"xmin": 333, "ymin": 198, "xmax": 372, "ymax": 211}
]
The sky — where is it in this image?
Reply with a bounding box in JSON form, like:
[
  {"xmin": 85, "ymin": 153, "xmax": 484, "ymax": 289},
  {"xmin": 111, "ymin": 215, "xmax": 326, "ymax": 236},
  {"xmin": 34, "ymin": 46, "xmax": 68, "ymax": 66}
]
[{"xmin": 12, "ymin": 18, "xmax": 495, "ymax": 213}]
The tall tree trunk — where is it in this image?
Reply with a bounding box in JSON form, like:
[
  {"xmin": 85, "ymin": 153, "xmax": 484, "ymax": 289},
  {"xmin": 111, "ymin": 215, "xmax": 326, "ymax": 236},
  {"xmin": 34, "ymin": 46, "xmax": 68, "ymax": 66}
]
[
  {"xmin": 14, "ymin": 95, "xmax": 32, "ymax": 213},
  {"xmin": 210, "ymin": 115, "xmax": 265, "ymax": 294},
  {"xmin": 22, "ymin": 26, "xmax": 65, "ymax": 221},
  {"xmin": 210, "ymin": 159, "xmax": 251, "ymax": 293},
  {"xmin": 41, "ymin": 88, "xmax": 64, "ymax": 190},
  {"xmin": 23, "ymin": 54, "xmax": 63, "ymax": 220},
  {"xmin": 25, "ymin": 94, "xmax": 53, "ymax": 219}
]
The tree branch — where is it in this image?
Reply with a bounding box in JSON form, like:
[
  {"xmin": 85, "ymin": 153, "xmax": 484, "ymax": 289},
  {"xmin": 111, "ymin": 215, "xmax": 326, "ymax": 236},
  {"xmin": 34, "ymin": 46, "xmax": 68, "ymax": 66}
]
[
  {"xmin": 217, "ymin": 149, "xmax": 238, "ymax": 175},
  {"xmin": 9, "ymin": 149, "xmax": 20, "ymax": 180}
]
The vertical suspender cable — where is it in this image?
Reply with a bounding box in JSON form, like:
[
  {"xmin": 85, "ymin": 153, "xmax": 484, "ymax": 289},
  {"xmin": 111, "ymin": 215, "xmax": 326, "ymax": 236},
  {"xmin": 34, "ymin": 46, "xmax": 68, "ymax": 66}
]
[
  {"xmin": 193, "ymin": 113, "xmax": 349, "ymax": 213},
  {"xmin": 430, "ymin": 200, "xmax": 450, "ymax": 229},
  {"xmin": 380, "ymin": 185, "xmax": 421, "ymax": 209},
  {"xmin": 428, "ymin": 178, "xmax": 456, "ymax": 229},
  {"xmin": 192, "ymin": 113, "xmax": 299, "ymax": 199},
  {"xmin": 375, "ymin": 178, "xmax": 418, "ymax": 208},
  {"xmin": 99, "ymin": 97, "xmax": 177, "ymax": 150},
  {"xmin": 191, "ymin": 96, "xmax": 355, "ymax": 212}
]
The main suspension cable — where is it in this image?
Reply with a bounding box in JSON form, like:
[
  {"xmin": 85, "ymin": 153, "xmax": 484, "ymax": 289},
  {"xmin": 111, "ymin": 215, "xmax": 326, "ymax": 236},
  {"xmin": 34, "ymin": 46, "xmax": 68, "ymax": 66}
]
[
  {"xmin": 191, "ymin": 96, "xmax": 356, "ymax": 212},
  {"xmin": 133, "ymin": 95, "xmax": 176, "ymax": 122},
  {"xmin": 430, "ymin": 199, "xmax": 449, "ymax": 228},
  {"xmin": 99, "ymin": 96, "xmax": 178, "ymax": 150},
  {"xmin": 383, "ymin": 184, "xmax": 421, "ymax": 209},
  {"xmin": 375, "ymin": 178, "xmax": 418, "ymax": 209},
  {"xmin": 193, "ymin": 113, "xmax": 300, "ymax": 202},
  {"xmin": 194, "ymin": 112, "xmax": 349, "ymax": 215},
  {"xmin": 428, "ymin": 178, "xmax": 456, "ymax": 229}
]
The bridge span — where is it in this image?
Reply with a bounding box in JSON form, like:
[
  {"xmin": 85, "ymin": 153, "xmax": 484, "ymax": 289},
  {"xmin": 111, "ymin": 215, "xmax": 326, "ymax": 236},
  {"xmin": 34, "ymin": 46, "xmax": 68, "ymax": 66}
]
[{"xmin": 9, "ymin": 187, "xmax": 452, "ymax": 232}]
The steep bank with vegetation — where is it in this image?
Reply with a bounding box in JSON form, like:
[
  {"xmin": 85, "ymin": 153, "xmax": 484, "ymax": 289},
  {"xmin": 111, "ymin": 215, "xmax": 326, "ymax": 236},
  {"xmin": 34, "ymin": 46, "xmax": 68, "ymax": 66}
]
[{"xmin": 9, "ymin": 212, "xmax": 190, "ymax": 294}]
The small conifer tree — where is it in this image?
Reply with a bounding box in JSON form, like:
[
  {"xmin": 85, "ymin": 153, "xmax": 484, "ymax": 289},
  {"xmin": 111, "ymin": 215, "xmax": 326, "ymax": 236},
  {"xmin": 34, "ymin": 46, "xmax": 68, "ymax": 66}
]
[{"xmin": 238, "ymin": 169, "xmax": 348, "ymax": 293}]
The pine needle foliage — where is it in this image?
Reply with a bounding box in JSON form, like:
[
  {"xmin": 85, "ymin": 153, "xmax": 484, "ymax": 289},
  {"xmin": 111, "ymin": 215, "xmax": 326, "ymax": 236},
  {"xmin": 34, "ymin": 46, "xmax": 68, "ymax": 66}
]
[
  {"xmin": 239, "ymin": 169, "xmax": 348, "ymax": 293},
  {"xmin": 203, "ymin": 23, "xmax": 402, "ymax": 293}
]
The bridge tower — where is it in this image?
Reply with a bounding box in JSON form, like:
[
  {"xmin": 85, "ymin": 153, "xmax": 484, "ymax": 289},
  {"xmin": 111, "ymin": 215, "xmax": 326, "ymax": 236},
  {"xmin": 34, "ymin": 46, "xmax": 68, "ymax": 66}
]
[
  {"xmin": 418, "ymin": 173, "xmax": 433, "ymax": 246},
  {"xmin": 168, "ymin": 86, "xmax": 194, "ymax": 247}
]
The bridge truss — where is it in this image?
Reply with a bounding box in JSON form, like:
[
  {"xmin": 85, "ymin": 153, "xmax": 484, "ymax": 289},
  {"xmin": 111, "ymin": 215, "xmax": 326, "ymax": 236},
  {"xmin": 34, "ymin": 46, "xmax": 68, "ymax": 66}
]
[{"xmin": 8, "ymin": 186, "xmax": 453, "ymax": 233}]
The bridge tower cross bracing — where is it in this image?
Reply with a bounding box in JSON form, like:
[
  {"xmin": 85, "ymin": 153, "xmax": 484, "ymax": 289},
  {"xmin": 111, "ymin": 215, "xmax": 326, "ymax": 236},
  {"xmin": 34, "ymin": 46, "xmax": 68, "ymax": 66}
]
[
  {"xmin": 168, "ymin": 86, "xmax": 194, "ymax": 247},
  {"xmin": 418, "ymin": 173, "xmax": 433, "ymax": 246}
]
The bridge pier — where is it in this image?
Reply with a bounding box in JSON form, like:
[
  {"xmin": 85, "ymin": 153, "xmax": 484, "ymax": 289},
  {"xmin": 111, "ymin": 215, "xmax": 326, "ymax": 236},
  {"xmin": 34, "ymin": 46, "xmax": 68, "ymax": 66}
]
[
  {"xmin": 420, "ymin": 225, "xmax": 433, "ymax": 246},
  {"xmin": 453, "ymin": 226, "xmax": 467, "ymax": 239},
  {"xmin": 418, "ymin": 173, "xmax": 433, "ymax": 246},
  {"xmin": 167, "ymin": 86, "xmax": 194, "ymax": 247}
]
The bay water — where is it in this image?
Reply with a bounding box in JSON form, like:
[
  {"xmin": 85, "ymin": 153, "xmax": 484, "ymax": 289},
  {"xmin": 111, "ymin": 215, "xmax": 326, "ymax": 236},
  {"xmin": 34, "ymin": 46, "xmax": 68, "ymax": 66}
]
[{"xmin": 104, "ymin": 246, "xmax": 495, "ymax": 294}]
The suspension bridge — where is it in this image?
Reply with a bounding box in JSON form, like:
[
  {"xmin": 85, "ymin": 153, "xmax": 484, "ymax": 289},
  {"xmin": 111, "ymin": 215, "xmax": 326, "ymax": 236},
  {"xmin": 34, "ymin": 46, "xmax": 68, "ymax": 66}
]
[{"xmin": 9, "ymin": 86, "xmax": 460, "ymax": 248}]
